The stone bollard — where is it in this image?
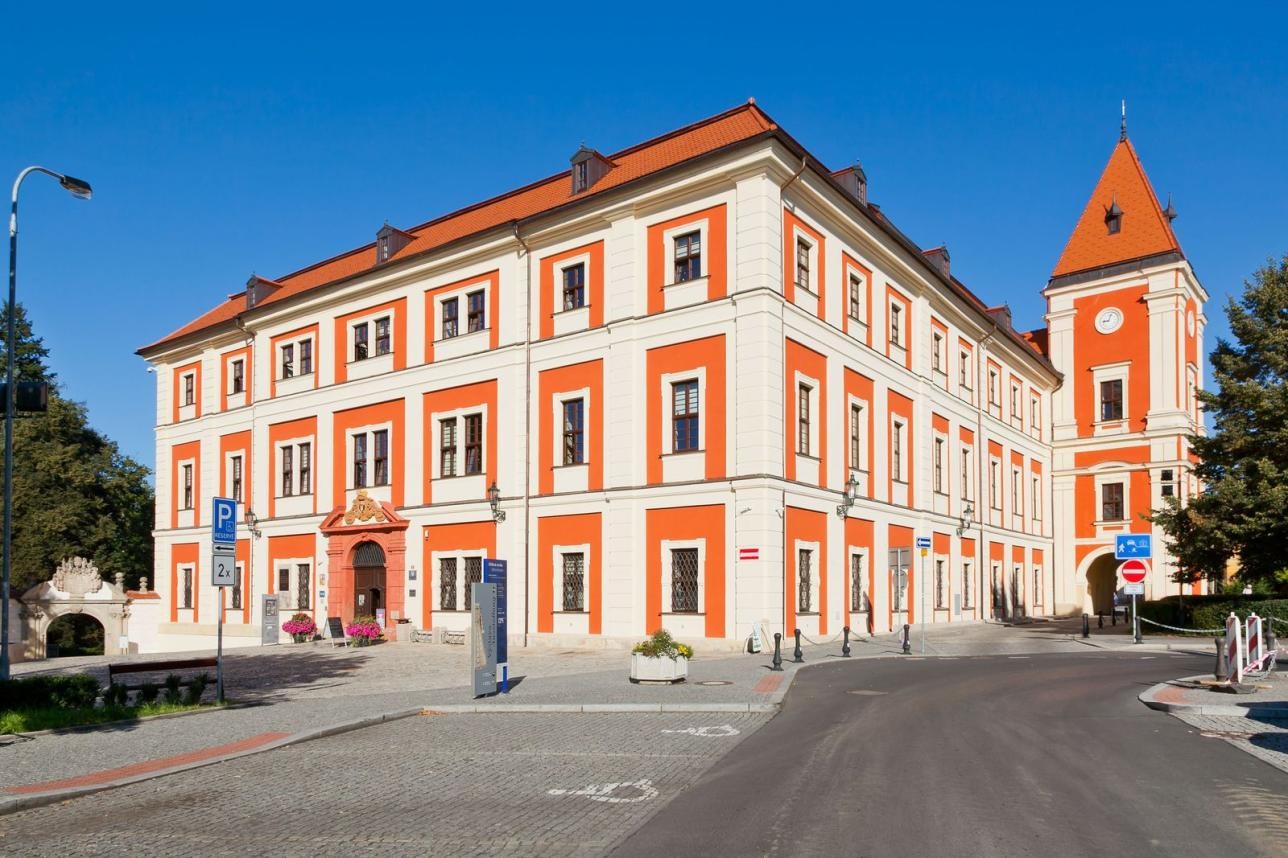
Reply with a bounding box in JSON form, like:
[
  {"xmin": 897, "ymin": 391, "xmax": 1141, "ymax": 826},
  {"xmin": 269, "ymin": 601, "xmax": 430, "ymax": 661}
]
[
  {"xmin": 1215, "ymin": 637, "xmax": 1228, "ymax": 682},
  {"xmin": 771, "ymin": 632, "xmax": 784, "ymax": 671},
  {"xmin": 1112, "ymin": 609, "xmax": 1118, "ymax": 626},
  {"xmin": 1082, "ymin": 613, "xmax": 1090, "ymax": 639},
  {"xmin": 792, "ymin": 628, "xmax": 804, "ymax": 663},
  {"xmin": 1098, "ymin": 612, "xmax": 1104, "ymax": 629},
  {"xmin": 901, "ymin": 623, "xmax": 912, "ymax": 654},
  {"xmin": 842, "ymin": 625, "xmax": 852, "ymax": 657}
]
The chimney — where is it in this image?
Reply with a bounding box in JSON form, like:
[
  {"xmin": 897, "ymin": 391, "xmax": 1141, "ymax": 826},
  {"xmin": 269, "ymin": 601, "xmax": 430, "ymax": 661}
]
[
  {"xmin": 835, "ymin": 161, "xmax": 868, "ymax": 206},
  {"xmin": 376, "ymin": 223, "xmax": 414, "ymax": 265},
  {"xmin": 245, "ymin": 274, "xmax": 281, "ymax": 311},
  {"xmin": 923, "ymin": 246, "xmax": 951, "ymax": 279}
]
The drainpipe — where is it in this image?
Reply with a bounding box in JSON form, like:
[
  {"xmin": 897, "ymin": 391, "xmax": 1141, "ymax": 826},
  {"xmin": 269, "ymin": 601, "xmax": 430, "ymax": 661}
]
[
  {"xmin": 775, "ymin": 158, "xmax": 804, "ymax": 638},
  {"xmin": 513, "ymin": 222, "xmax": 533, "ymax": 647},
  {"xmin": 234, "ymin": 314, "xmax": 258, "ymax": 625},
  {"xmin": 976, "ymin": 322, "xmax": 997, "ymax": 621}
]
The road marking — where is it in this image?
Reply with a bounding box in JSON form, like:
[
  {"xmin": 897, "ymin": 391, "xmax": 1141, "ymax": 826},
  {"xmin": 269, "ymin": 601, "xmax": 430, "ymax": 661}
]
[
  {"xmin": 1007, "ymin": 656, "xmax": 1030, "ymax": 659},
  {"xmin": 753, "ymin": 674, "xmax": 783, "ymax": 693},
  {"xmin": 661, "ymin": 724, "xmax": 741, "ymax": 737},
  {"xmin": 848, "ymin": 690, "xmax": 888, "ymax": 696},
  {"xmin": 548, "ymin": 779, "xmax": 659, "ymax": 803}
]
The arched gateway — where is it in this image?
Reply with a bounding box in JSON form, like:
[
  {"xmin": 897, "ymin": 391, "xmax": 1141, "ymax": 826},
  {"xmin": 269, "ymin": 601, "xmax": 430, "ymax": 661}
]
[
  {"xmin": 19, "ymin": 557, "xmax": 130, "ymax": 659},
  {"xmin": 320, "ymin": 490, "xmax": 409, "ymax": 634}
]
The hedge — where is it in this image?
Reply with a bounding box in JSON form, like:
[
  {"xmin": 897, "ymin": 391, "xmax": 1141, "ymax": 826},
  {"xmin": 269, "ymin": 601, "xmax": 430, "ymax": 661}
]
[
  {"xmin": 1137, "ymin": 595, "xmax": 1288, "ymax": 632},
  {"xmin": 0, "ymin": 674, "xmax": 99, "ymax": 711}
]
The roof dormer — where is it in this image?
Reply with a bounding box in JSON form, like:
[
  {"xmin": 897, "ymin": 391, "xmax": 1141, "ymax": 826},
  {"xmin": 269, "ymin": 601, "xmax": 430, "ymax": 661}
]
[
  {"xmin": 570, "ymin": 145, "xmax": 613, "ymax": 194},
  {"xmin": 245, "ymin": 274, "xmax": 282, "ymax": 311},
  {"xmin": 833, "ymin": 161, "xmax": 868, "ymax": 206},
  {"xmin": 923, "ymin": 245, "xmax": 950, "ymax": 279},
  {"xmin": 375, "ymin": 223, "xmax": 415, "ymax": 265}
]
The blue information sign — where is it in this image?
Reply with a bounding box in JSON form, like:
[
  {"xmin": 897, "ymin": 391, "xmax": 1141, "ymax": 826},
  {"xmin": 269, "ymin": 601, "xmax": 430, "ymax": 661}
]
[
  {"xmin": 483, "ymin": 559, "xmax": 507, "ymax": 664},
  {"xmin": 915, "ymin": 536, "xmax": 932, "ymax": 550},
  {"xmin": 1114, "ymin": 533, "xmax": 1152, "ymax": 560},
  {"xmin": 212, "ymin": 497, "xmax": 237, "ymax": 544}
]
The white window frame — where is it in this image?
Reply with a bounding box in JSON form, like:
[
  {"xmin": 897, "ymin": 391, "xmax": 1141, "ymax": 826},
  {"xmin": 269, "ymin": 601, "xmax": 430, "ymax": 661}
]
[
  {"xmin": 347, "ymin": 421, "xmax": 395, "ymax": 489},
  {"xmin": 847, "ymin": 395, "xmax": 870, "ymax": 475},
  {"xmin": 551, "ymin": 386, "xmax": 592, "ymax": 468},
  {"xmin": 989, "ymin": 457, "xmax": 1002, "ymax": 511},
  {"xmin": 178, "ymin": 564, "xmax": 196, "ymax": 612},
  {"xmin": 348, "ymin": 311, "xmax": 395, "ymax": 363},
  {"xmin": 431, "ymin": 548, "xmax": 489, "ymax": 612},
  {"xmin": 227, "ymin": 356, "xmax": 245, "ymax": 396},
  {"xmin": 1094, "ymin": 473, "xmax": 1130, "ymax": 524},
  {"xmin": 557, "ymin": 253, "xmax": 592, "ymax": 311},
  {"xmin": 660, "ymin": 368, "xmax": 707, "ymax": 456},
  {"xmin": 224, "ymin": 450, "xmax": 247, "ymax": 504},
  {"xmin": 178, "ymin": 459, "xmax": 196, "ymax": 511},
  {"xmin": 274, "ymin": 557, "xmax": 312, "ymax": 611},
  {"xmin": 932, "ymin": 433, "xmax": 948, "ymax": 495},
  {"xmin": 846, "ymin": 266, "xmax": 868, "ymax": 326},
  {"xmin": 275, "ymin": 434, "xmax": 313, "ymax": 497},
  {"xmin": 931, "ymin": 328, "xmax": 946, "ymax": 376},
  {"xmin": 430, "ymin": 407, "xmax": 488, "ymax": 480},
  {"xmin": 890, "ymin": 416, "xmax": 908, "ymax": 484},
  {"xmin": 792, "ymin": 232, "xmax": 817, "ymax": 295},
  {"xmin": 435, "ymin": 280, "xmax": 492, "ymax": 344},
  {"xmin": 793, "ymin": 539, "xmax": 821, "ymax": 614},
  {"xmin": 661, "ymin": 538, "xmax": 705, "ymax": 615},
  {"xmin": 662, "ymin": 220, "xmax": 710, "ymax": 288},
  {"xmin": 960, "ymin": 445, "xmax": 974, "ymax": 501},
  {"xmin": 551, "ymin": 543, "xmax": 592, "ymax": 612},
  {"xmin": 1092, "ymin": 361, "xmax": 1131, "ymax": 431},
  {"xmin": 1032, "ymin": 472, "xmax": 1042, "ymax": 521}
]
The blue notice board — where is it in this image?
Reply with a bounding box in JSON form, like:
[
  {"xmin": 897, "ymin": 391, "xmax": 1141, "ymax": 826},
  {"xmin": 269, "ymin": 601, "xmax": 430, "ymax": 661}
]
[
  {"xmin": 212, "ymin": 497, "xmax": 237, "ymax": 544},
  {"xmin": 1114, "ymin": 533, "xmax": 1152, "ymax": 560},
  {"xmin": 483, "ymin": 559, "xmax": 507, "ymax": 664}
]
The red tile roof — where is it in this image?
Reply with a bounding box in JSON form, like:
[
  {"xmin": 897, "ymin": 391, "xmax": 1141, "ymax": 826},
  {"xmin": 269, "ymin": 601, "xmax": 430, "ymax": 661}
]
[
  {"xmin": 141, "ymin": 103, "xmax": 777, "ymax": 353},
  {"xmin": 1051, "ymin": 137, "xmax": 1182, "ymax": 279}
]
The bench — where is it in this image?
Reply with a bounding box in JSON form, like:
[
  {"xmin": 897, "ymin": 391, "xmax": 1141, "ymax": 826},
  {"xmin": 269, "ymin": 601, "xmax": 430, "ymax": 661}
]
[{"xmin": 107, "ymin": 657, "xmax": 218, "ymax": 689}]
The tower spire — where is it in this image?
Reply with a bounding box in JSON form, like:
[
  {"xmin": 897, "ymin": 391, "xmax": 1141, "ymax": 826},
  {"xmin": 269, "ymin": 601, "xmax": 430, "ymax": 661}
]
[{"xmin": 1120, "ymin": 99, "xmax": 1127, "ymax": 142}]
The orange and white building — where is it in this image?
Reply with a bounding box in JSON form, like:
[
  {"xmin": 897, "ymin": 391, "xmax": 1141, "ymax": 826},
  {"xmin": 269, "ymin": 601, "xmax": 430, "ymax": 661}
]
[{"xmin": 135, "ymin": 102, "xmax": 1203, "ymax": 652}]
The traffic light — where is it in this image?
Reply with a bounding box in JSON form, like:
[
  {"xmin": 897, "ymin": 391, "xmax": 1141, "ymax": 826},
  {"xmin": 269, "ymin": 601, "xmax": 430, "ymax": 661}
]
[{"xmin": 0, "ymin": 382, "xmax": 50, "ymax": 414}]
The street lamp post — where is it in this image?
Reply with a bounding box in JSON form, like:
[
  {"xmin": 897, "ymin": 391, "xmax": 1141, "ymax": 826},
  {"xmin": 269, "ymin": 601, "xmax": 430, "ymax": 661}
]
[{"xmin": 2, "ymin": 167, "xmax": 91, "ymax": 681}]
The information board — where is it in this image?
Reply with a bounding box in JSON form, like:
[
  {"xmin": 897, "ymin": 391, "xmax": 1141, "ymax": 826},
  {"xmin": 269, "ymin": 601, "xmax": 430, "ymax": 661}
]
[
  {"xmin": 261, "ymin": 595, "xmax": 279, "ymax": 645},
  {"xmin": 326, "ymin": 616, "xmax": 344, "ymax": 641},
  {"xmin": 483, "ymin": 559, "xmax": 507, "ymax": 664},
  {"xmin": 471, "ymin": 582, "xmax": 498, "ymax": 697}
]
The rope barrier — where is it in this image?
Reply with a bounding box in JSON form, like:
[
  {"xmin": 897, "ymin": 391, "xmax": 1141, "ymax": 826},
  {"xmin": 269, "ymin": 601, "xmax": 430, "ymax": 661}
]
[{"xmin": 1136, "ymin": 616, "xmax": 1225, "ymax": 635}]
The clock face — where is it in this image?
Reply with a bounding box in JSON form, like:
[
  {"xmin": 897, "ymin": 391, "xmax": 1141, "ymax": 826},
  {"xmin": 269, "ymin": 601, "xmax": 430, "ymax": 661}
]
[{"xmin": 1095, "ymin": 307, "xmax": 1123, "ymax": 334}]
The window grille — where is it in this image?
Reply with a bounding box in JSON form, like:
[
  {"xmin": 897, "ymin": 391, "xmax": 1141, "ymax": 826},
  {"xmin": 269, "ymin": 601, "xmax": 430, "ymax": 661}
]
[
  {"xmin": 373, "ymin": 430, "xmax": 389, "ymax": 486},
  {"xmin": 464, "ymin": 414, "xmax": 482, "ymax": 475},
  {"xmin": 851, "ymin": 554, "xmax": 866, "ymax": 612},
  {"xmin": 297, "ymin": 564, "xmax": 310, "ymax": 610},
  {"xmin": 440, "ymin": 558, "xmax": 458, "ymax": 611},
  {"xmin": 281, "ymin": 445, "xmax": 293, "ymax": 496},
  {"xmin": 562, "ymin": 553, "xmax": 585, "ymax": 612},
  {"xmin": 671, "ymin": 548, "xmax": 699, "ymax": 613},
  {"xmin": 440, "ymin": 419, "xmax": 457, "ymax": 477},
  {"xmin": 562, "ymin": 264, "xmax": 585, "ymax": 311},
  {"xmin": 353, "ymin": 434, "xmax": 367, "ymax": 488},
  {"xmin": 563, "ymin": 399, "xmax": 584, "ymax": 465},
  {"xmin": 375, "ymin": 316, "xmax": 391, "ymax": 355},
  {"xmin": 798, "ymin": 549, "xmax": 812, "ymax": 612},
  {"xmin": 182, "ymin": 569, "xmax": 193, "ymax": 609},
  {"xmin": 299, "ymin": 442, "xmax": 311, "ymax": 495},
  {"xmin": 467, "ymin": 291, "xmax": 485, "ymax": 333},
  {"xmin": 231, "ymin": 566, "xmax": 242, "ymax": 610},
  {"xmin": 353, "ymin": 323, "xmax": 369, "ymax": 361},
  {"xmin": 464, "ymin": 557, "xmax": 482, "ymax": 610},
  {"xmin": 281, "ymin": 344, "xmax": 294, "ymax": 378},
  {"xmin": 935, "ymin": 559, "xmax": 946, "ymax": 609},
  {"xmin": 962, "ymin": 562, "xmax": 972, "ymax": 608},
  {"xmin": 798, "ymin": 385, "xmax": 811, "ymax": 455},
  {"xmin": 442, "ymin": 298, "xmax": 459, "ymax": 339},
  {"xmin": 300, "ymin": 339, "xmax": 313, "ymax": 375},
  {"xmin": 674, "ymin": 231, "xmax": 701, "ymax": 282},
  {"xmin": 795, "ymin": 238, "xmax": 810, "ymax": 289},
  {"xmin": 1033, "ymin": 566, "xmax": 1042, "ymax": 606},
  {"xmin": 672, "ymin": 381, "xmax": 699, "ymax": 452}
]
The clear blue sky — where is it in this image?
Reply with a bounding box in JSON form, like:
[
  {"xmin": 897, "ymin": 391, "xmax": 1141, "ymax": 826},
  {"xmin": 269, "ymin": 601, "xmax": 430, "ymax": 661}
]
[{"xmin": 4, "ymin": 2, "xmax": 1285, "ymax": 470}]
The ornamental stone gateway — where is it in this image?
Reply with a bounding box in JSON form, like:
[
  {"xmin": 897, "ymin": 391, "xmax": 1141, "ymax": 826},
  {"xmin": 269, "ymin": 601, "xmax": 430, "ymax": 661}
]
[{"xmin": 18, "ymin": 557, "xmax": 132, "ymax": 660}]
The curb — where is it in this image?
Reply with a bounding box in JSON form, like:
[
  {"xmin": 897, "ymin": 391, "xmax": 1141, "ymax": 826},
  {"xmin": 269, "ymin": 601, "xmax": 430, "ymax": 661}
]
[
  {"xmin": 423, "ymin": 702, "xmax": 780, "ymax": 714},
  {"xmin": 1139, "ymin": 675, "xmax": 1288, "ymax": 718}
]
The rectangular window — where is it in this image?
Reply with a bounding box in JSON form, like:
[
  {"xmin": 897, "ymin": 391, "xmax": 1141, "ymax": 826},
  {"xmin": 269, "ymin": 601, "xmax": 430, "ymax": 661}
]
[
  {"xmin": 671, "ymin": 548, "xmax": 699, "ymax": 613},
  {"xmin": 440, "ymin": 419, "xmax": 457, "ymax": 477},
  {"xmin": 182, "ymin": 464, "xmax": 193, "ymax": 509},
  {"xmin": 464, "ymin": 557, "xmax": 482, "ymax": 610},
  {"xmin": 1161, "ymin": 468, "xmax": 1175, "ymax": 498},
  {"xmin": 1033, "ymin": 566, "xmax": 1043, "ymax": 606},
  {"xmin": 1032, "ymin": 475, "xmax": 1041, "ymax": 519},
  {"xmin": 961, "ymin": 448, "xmax": 971, "ymax": 499},
  {"xmin": 1010, "ymin": 385, "xmax": 1020, "ymax": 419},
  {"xmin": 935, "ymin": 559, "xmax": 946, "ymax": 609},
  {"xmin": 798, "ymin": 549, "xmax": 813, "ymax": 612},
  {"xmin": 848, "ymin": 274, "xmax": 864, "ymax": 320},
  {"xmin": 959, "ymin": 351, "xmax": 970, "ymax": 390},
  {"xmin": 231, "ymin": 565, "xmax": 242, "ymax": 610},
  {"xmin": 375, "ymin": 316, "xmax": 391, "ymax": 355},
  {"xmin": 850, "ymin": 404, "xmax": 863, "ymax": 471},
  {"xmin": 932, "ymin": 332, "xmax": 943, "ymax": 372},
  {"xmin": 1101, "ymin": 482, "xmax": 1124, "ymax": 521},
  {"xmin": 1030, "ymin": 396, "xmax": 1040, "ymax": 431},
  {"xmin": 353, "ymin": 323, "xmax": 369, "ymax": 361},
  {"xmin": 562, "ymin": 553, "xmax": 585, "ymax": 612},
  {"xmin": 1100, "ymin": 379, "xmax": 1124, "ymax": 421},
  {"xmin": 795, "ymin": 238, "xmax": 811, "ymax": 290},
  {"xmin": 892, "ymin": 421, "xmax": 904, "ymax": 481},
  {"xmin": 297, "ymin": 564, "xmax": 310, "ymax": 610},
  {"xmin": 962, "ymin": 561, "xmax": 973, "ymax": 608},
  {"xmin": 463, "ymin": 414, "xmax": 482, "ymax": 475},
  {"xmin": 442, "ymin": 298, "xmax": 459, "ymax": 339},
  {"xmin": 466, "ymin": 292, "xmax": 485, "ymax": 334},
  {"xmin": 990, "ymin": 460, "xmax": 1001, "ymax": 509},
  {"xmin": 231, "ymin": 455, "xmax": 243, "ymax": 503},
  {"xmin": 231, "ymin": 359, "xmax": 244, "ymax": 394},
  {"xmin": 278, "ymin": 567, "xmax": 290, "ymax": 598},
  {"xmin": 183, "ymin": 374, "xmax": 195, "ymax": 406},
  {"xmin": 889, "ymin": 304, "xmax": 902, "ymax": 346},
  {"xmin": 299, "ymin": 442, "xmax": 311, "ymax": 495},
  {"xmin": 439, "ymin": 557, "xmax": 458, "ymax": 611},
  {"xmin": 353, "ymin": 433, "xmax": 367, "ymax": 488},
  {"xmin": 562, "ymin": 264, "xmax": 585, "ymax": 311},
  {"xmin": 672, "ymin": 380, "xmax": 700, "ymax": 453},
  {"xmin": 851, "ymin": 554, "xmax": 866, "ymax": 612},
  {"xmin": 1012, "ymin": 469, "xmax": 1022, "ymax": 515},
  {"xmin": 281, "ymin": 344, "xmax": 294, "ymax": 379},
  {"xmin": 988, "ymin": 371, "xmax": 999, "ymax": 406},
  {"xmin": 562, "ymin": 399, "xmax": 584, "ymax": 466},
  {"xmin": 674, "ymin": 231, "xmax": 701, "ymax": 282},
  {"xmin": 798, "ymin": 384, "xmax": 812, "ymax": 456},
  {"xmin": 373, "ymin": 430, "xmax": 389, "ymax": 486},
  {"xmin": 281, "ymin": 445, "xmax": 293, "ymax": 496},
  {"xmin": 181, "ymin": 568, "xmax": 193, "ymax": 609},
  {"xmin": 934, "ymin": 438, "xmax": 944, "ymax": 493},
  {"xmin": 299, "ymin": 339, "xmax": 313, "ymax": 376}
]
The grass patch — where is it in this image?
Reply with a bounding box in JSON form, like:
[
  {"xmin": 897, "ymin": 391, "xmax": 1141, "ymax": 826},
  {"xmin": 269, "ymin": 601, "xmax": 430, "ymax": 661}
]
[{"xmin": 0, "ymin": 700, "xmax": 217, "ymax": 734}]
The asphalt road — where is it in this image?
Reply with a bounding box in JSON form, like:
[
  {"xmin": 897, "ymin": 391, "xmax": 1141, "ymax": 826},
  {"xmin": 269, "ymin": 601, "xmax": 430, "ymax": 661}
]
[{"xmin": 614, "ymin": 652, "xmax": 1288, "ymax": 857}]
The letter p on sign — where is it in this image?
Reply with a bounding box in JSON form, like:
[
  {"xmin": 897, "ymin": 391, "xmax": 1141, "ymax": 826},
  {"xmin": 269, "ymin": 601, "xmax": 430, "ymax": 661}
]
[{"xmin": 212, "ymin": 497, "xmax": 237, "ymax": 544}]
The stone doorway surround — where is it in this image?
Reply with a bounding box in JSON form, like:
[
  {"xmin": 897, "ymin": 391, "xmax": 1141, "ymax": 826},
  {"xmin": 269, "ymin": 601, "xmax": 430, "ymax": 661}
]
[
  {"xmin": 18, "ymin": 557, "xmax": 130, "ymax": 659},
  {"xmin": 320, "ymin": 490, "xmax": 409, "ymax": 634}
]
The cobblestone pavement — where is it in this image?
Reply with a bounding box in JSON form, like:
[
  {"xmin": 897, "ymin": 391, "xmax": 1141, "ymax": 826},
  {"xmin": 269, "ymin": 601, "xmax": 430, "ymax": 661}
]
[
  {"xmin": 0, "ymin": 711, "xmax": 769, "ymax": 857},
  {"xmin": 1170, "ymin": 712, "xmax": 1288, "ymax": 776}
]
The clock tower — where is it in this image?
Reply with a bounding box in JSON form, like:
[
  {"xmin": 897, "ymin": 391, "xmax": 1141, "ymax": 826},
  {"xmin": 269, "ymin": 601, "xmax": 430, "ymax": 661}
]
[{"xmin": 1044, "ymin": 131, "xmax": 1208, "ymax": 615}]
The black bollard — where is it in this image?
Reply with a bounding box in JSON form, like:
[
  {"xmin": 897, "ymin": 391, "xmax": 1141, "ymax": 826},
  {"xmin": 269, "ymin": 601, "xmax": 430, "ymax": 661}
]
[
  {"xmin": 1214, "ymin": 637, "xmax": 1227, "ymax": 682},
  {"xmin": 1112, "ymin": 608, "xmax": 1117, "ymax": 626},
  {"xmin": 901, "ymin": 623, "xmax": 912, "ymax": 654},
  {"xmin": 842, "ymin": 625, "xmax": 851, "ymax": 657},
  {"xmin": 1082, "ymin": 613, "xmax": 1090, "ymax": 639},
  {"xmin": 771, "ymin": 632, "xmax": 784, "ymax": 671},
  {"xmin": 793, "ymin": 628, "xmax": 804, "ymax": 663},
  {"xmin": 1098, "ymin": 612, "xmax": 1104, "ymax": 629}
]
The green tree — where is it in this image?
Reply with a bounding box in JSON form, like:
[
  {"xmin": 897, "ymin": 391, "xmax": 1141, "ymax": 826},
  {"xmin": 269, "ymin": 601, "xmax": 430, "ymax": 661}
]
[
  {"xmin": 0, "ymin": 302, "xmax": 154, "ymax": 593},
  {"xmin": 1153, "ymin": 254, "xmax": 1288, "ymax": 587}
]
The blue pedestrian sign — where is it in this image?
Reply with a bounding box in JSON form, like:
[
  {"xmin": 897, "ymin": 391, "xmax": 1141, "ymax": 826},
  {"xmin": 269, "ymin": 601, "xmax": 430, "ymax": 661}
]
[
  {"xmin": 483, "ymin": 559, "xmax": 507, "ymax": 664},
  {"xmin": 1114, "ymin": 533, "xmax": 1152, "ymax": 560},
  {"xmin": 212, "ymin": 497, "xmax": 237, "ymax": 544},
  {"xmin": 915, "ymin": 536, "xmax": 932, "ymax": 550}
]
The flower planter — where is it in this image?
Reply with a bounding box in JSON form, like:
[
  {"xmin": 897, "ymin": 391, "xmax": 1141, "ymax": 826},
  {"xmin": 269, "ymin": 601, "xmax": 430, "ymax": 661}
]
[
  {"xmin": 629, "ymin": 653, "xmax": 688, "ymax": 683},
  {"xmin": 291, "ymin": 633, "xmax": 308, "ymax": 644}
]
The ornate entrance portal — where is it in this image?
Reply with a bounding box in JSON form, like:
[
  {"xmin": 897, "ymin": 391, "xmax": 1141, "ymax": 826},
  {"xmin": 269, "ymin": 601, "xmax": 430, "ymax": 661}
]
[{"xmin": 320, "ymin": 491, "xmax": 409, "ymax": 634}]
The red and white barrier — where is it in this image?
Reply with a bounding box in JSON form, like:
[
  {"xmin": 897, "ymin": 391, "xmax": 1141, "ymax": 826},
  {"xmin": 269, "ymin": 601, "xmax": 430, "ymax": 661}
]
[
  {"xmin": 1245, "ymin": 613, "xmax": 1269, "ymax": 672},
  {"xmin": 1226, "ymin": 612, "xmax": 1244, "ymax": 684}
]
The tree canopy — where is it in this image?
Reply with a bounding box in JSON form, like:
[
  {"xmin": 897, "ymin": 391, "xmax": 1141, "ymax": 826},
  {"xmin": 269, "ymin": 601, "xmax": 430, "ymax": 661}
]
[
  {"xmin": 1153, "ymin": 254, "xmax": 1288, "ymax": 587},
  {"xmin": 0, "ymin": 303, "xmax": 154, "ymax": 593}
]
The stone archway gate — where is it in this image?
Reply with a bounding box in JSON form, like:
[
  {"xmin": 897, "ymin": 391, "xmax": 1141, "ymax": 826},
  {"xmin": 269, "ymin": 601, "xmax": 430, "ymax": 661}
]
[{"xmin": 19, "ymin": 557, "xmax": 130, "ymax": 659}]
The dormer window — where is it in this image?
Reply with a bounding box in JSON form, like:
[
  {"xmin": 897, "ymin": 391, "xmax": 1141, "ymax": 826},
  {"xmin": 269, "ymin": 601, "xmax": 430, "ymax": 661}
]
[
  {"xmin": 375, "ymin": 224, "xmax": 413, "ymax": 265},
  {"xmin": 569, "ymin": 146, "xmax": 612, "ymax": 194},
  {"xmin": 1105, "ymin": 197, "xmax": 1123, "ymax": 234}
]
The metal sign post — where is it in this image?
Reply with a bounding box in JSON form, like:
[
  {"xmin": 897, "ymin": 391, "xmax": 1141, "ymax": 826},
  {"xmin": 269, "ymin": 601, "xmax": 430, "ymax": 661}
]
[
  {"xmin": 211, "ymin": 497, "xmax": 237, "ymax": 703},
  {"xmin": 483, "ymin": 559, "xmax": 508, "ymax": 693},
  {"xmin": 915, "ymin": 537, "xmax": 931, "ymax": 654}
]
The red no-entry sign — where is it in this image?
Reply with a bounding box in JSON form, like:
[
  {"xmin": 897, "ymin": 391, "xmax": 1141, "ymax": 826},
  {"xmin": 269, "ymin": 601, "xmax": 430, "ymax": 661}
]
[{"xmin": 1119, "ymin": 559, "xmax": 1149, "ymax": 584}]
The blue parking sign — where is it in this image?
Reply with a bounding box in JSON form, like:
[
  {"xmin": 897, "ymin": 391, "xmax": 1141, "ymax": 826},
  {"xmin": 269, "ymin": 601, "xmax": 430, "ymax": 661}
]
[
  {"xmin": 1114, "ymin": 533, "xmax": 1151, "ymax": 560},
  {"xmin": 212, "ymin": 497, "xmax": 237, "ymax": 544}
]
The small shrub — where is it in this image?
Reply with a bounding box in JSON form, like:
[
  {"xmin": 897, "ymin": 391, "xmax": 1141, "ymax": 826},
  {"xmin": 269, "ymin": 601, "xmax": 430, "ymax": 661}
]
[
  {"xmin": 631, "ymin": 629, "xmax": 693, "ymax": 659},
  {"xmin": 163, "ymin": 674, "xmax": 183, "ymax": 704},
  {"xmin": 183, "ymin": 673, "xmax": 210, "ymax": 705},
  {"xmin": 103, "ymin": 682, "xmax": 130, "ymax": 707},
  {"xmin": 137, "ymin": 682, "xmax": 159, "ymax": 704},
  {"xmin": 0, "ymin": 674, "xmax": 100, "ymax": 711}
]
